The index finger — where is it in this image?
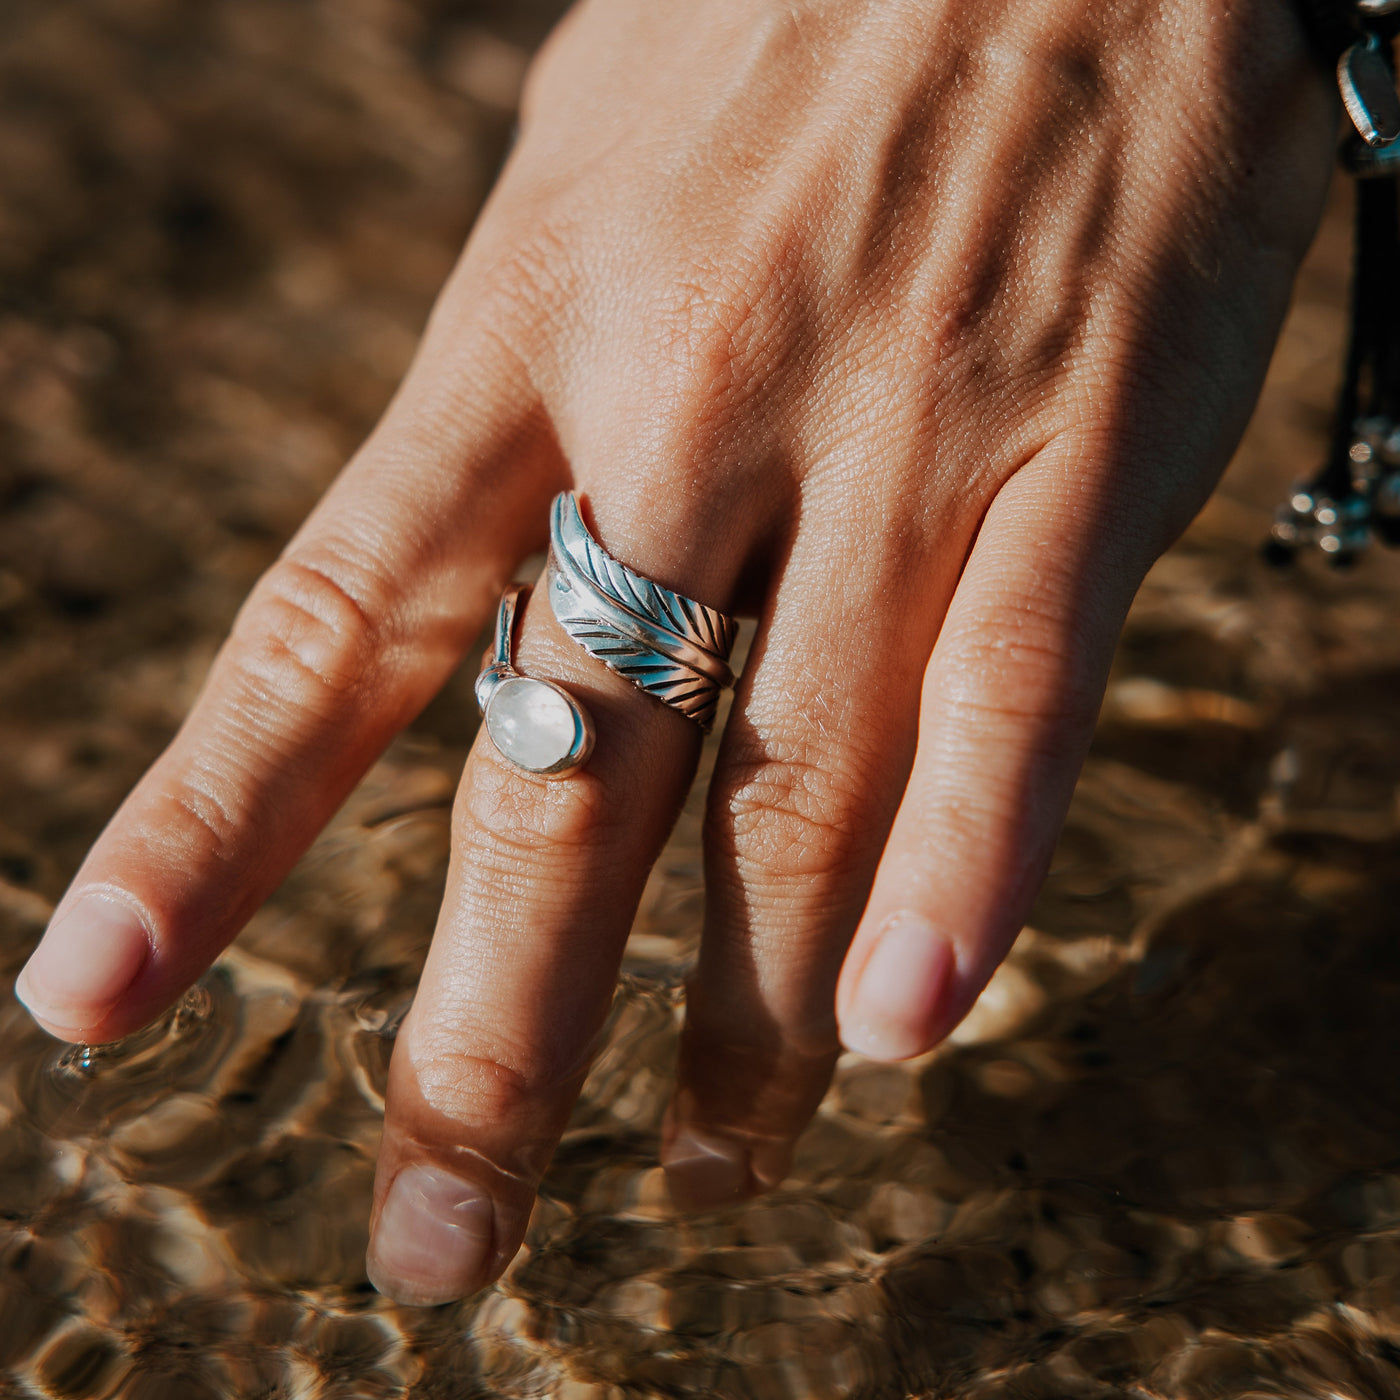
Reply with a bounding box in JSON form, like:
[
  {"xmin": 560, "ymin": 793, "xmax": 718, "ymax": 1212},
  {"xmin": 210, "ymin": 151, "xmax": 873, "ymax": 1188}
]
[{"xmin": 15, "ymin": 340, "xmax": 548, "ymax": 1044}]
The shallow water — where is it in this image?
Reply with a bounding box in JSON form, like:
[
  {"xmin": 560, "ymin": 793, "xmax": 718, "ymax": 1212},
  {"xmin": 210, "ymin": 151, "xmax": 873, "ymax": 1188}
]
[{"xmin": 6, "ymin": 3, "xmax": 1400, "ymax": 1396}]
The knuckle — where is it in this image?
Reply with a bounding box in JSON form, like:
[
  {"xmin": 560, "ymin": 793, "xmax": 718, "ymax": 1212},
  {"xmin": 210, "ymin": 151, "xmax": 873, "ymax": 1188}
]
[
  {"xmin": 454, "ymin": 751, "xmax": 614, "ymax": 864},
  {"xmin": 430, "ymin": 215, "xmax": 582, "ymax": 387},
  {"xmin": 228, "ymin": 557, "xmax": 382, "ymax": 720},
  {"xmin": 710, "ymin": 744, "xmax": 869, "ymax": 885},
  {"xmin": 954, "ymin": 683, "xmax": 1104, "ymax": 747},
  {"xmin": 941, "ymin": 608, "xmax": 1105, "ymax": 742},
  {"xmin": 155, "ymin": 763, "xmax": 246, "ymax": 866},
  {"xmin": 406, "ymin": 1043, "xmax": 572, "ymax": 1184},
  {"xmin": 648, "ymin": 226, "xmax": 805, "ymax": 428},
  {"xmin": 486, "ymin": 215, "xmax": 582, "ymax": 330},
  {"xmin": 412, "ymin": 1044, "xmax": 538, "ymax": 1125}
]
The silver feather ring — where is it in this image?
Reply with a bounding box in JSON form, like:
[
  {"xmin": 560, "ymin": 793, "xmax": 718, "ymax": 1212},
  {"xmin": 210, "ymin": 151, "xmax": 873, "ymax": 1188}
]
[{"xmin": 547, "ymin": 491, "xmax": 738, "ymax": 731}]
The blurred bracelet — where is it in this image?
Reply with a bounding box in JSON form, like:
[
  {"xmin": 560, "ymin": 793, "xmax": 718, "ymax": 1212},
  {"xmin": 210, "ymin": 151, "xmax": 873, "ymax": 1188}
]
[{"xmin": 1268, "ymin": 0, "xmax": 1400, "ymax": 562}]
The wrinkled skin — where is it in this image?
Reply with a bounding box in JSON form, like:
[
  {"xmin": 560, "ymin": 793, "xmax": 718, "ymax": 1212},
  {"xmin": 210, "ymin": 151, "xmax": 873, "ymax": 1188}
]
[{"xmin": 16, "ymin": 0, "xmax": 1335, "ymax": 1304}]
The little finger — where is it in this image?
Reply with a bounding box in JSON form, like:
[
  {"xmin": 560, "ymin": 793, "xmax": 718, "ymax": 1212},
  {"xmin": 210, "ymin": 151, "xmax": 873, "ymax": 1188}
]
[{"xmin": 836, "ymin": 449, "xmax": 1159, "ymax": 1060}]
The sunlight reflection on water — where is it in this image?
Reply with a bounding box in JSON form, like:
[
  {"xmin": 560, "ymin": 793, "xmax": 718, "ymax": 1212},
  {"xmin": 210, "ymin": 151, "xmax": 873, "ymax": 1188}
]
[{"xmin": 10, "ymin": 576, "xmax": 1400, "ymax": 1396}]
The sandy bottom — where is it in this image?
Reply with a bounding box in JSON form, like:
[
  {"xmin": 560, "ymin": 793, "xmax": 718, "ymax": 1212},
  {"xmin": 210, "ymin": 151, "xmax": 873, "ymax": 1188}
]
[{"xmin": 4, "ymin": 2, "xmax": 1400, "ymax": 1396}]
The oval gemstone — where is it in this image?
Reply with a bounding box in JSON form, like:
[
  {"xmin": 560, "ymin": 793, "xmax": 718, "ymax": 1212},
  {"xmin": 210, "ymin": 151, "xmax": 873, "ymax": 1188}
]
[{"xmin": 484, "ymin": 675, "xmax": 585, "ymax": 774}]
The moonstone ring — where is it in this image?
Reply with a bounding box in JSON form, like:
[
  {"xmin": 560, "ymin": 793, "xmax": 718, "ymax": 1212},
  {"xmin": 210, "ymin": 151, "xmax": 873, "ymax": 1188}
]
[
  {"xmin": 475, "ymin": 584, "xmax": 594, "ymax": 777},
  {"xmin": 547, "ymin": 492, "xmax": 739, "ymax": 731}
]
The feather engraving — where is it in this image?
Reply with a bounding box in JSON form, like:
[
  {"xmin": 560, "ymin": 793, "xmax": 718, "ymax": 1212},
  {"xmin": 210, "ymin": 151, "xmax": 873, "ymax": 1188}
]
[{"xmin": 548, "ymin": 492, "xmax": 737, "ymax": 730}]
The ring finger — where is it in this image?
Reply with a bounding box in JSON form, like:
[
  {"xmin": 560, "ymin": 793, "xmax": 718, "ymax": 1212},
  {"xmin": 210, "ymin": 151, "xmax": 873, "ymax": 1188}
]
[{"xmin": 365, "ymin": 486, "xmax": 761, "ymax": 1305}]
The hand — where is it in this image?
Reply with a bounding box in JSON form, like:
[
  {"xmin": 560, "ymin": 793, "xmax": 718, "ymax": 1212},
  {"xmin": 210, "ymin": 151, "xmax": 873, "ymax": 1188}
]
[{"xmin": 15, "ymin": 0, "xmax": 1335, "ymax": 1304}]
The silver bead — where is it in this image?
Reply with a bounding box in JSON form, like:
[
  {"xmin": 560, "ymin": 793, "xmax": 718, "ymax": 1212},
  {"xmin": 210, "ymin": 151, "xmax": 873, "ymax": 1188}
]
[{"xmin": 1339, "ymin": 35, "xmax": 1400, "ymax": 148}]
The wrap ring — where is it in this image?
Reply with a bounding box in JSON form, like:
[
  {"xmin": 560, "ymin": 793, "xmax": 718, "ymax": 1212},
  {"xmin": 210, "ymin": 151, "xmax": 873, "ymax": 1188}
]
[{"xmin": 547, "ymin": 491, "xmax": 739, "ymax": 732}]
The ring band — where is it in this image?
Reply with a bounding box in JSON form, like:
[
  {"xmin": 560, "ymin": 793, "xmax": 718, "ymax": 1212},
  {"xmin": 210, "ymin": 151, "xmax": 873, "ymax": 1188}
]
[
  {"xmin": 547, "ymin": 491, "xmax": 738, "ymax": 731},
  {"xmin": 476, "ymin": 583, "xmax": 594, "ymax": 777}
]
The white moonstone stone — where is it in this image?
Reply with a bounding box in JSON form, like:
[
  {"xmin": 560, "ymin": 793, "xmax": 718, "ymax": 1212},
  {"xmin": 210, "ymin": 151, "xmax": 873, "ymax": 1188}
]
[{"xmin": 485, "ymin": 676, "xmax": 581, "ymax": 773}]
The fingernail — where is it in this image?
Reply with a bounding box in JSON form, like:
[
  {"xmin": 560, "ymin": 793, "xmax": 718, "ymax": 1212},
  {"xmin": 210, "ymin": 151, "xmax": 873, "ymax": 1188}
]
[
  {"xmin": 15, "ymin": 892, "xmax": 151, "ymax": 1037},
  {"xmin": 840, "ymin": 913, "xmax": 953, "ymax": 1061},
  {"xmin": 662, "ymin": 1123, "xmax": 752, "ymax": 1211},
  {"xmin": 366, "ymin": 1164, "xmax": 494, "ymax": 1306}
]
